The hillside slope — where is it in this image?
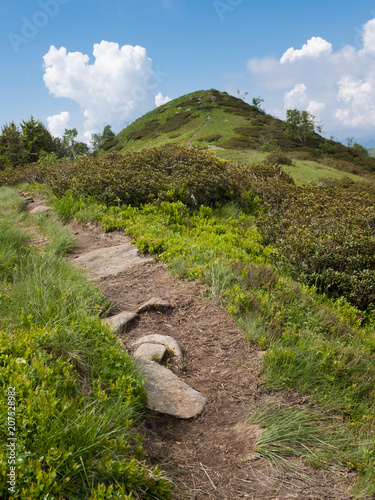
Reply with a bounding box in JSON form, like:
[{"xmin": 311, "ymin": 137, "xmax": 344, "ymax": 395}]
[{"xmin": 105, "ymin": 89, "xmax": 375, "ymax": 177}]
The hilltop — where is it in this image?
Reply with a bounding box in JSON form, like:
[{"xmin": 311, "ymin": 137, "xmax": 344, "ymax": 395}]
[{"xmin": 103, "ymin": 89, "xmax": 375, "ymax": 186}]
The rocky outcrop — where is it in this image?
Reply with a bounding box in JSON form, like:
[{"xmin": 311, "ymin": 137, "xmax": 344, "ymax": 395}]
[
  {"xmin": 72, "ymin": 244, "xmax": 153, "ymax": 278},
  {"xmin": 136, "ymin": 359, "xmax": 206, "ymax": 419},
  {"xmin": 102, "ymin": 311, "xmax": 139, "ymax": 334},
  {"xmin": 133, "ymin": 343, "xmax": 167, "ymax": 362},
  {"xmin": 131, "ymin": 334, "xmax": 183, "ymax": 360},
  {"xmin": 136, "ymin": 297, "xmax": 172, "ymax": 313},
  {"xmin": 30, "ymin": 205, "xmax": 52, "ymax": 215}
]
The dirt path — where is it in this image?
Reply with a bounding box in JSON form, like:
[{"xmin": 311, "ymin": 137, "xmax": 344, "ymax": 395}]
[
  {"xmin": 70, "ymin": 222, "xmax": 354, "ymax": 499},
  {"xmin": 186, "ymin": 114, "xmax": 212, "ymax": 149}
]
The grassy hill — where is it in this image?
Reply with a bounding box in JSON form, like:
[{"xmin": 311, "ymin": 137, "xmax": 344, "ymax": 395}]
[
  {"xmin": 368, "ymin": 148, "xmax": 375, "ymax": 158},
  {"xmin": 104, "ymin": 89, "xmax": 375, "ymax": 186}
]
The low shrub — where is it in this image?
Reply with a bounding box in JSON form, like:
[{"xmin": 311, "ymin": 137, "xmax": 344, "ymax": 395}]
[
  {"xmin": 266, "ymin": 152, "xmax": 293, "ymax": 165},
  {"xmin": 259, "ymin": 186, "xmax": 375, "ymax": 312}
]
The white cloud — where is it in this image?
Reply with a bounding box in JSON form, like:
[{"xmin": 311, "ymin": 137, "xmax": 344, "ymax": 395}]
[
  {"xmin": 281, "ymin": 36, "xmax": 332, "ymax": 64},
  {"xmin": 247, "ymin": 19, "xmax": 375, "ymax": 136},
  {"xmin": 155, "ymin": 92, "xmax": 172, "ymax": 107},
  {"xmin": 284, "ymin": 83, "xmax": 307, "ymax": 109},
  {"xmin": 307, "ymin": 101, "xmax": 326, "ymax": 115},
  {"xmin": 43, "ymin": 41, "xmax": 165, "ymax": 141},
  {"xmin": 47, "ymin": 111, "xmax": 70, "ymax": 138},
  {"xmin": 361, "ymin": 18, "xmax": 375, "ymax": 55}
]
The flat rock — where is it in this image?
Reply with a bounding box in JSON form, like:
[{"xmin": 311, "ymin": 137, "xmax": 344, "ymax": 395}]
[
  {"xmin": 132, "ymin": 334, "xmax": 183, "ymax": 360},
  {"xmin": 133, "ymin": 343, "xmax": 166, "ymax": 362},
  {"xmin": 136, "ymin": 359, "xmax": 206, "ymax": 418},
  {"xmin": 136, "ymin": 297, "xmax": 172, "ymax": 313},
  {"xmin": 30, "ymin": 205, "xmax": 51, "ymax": 214},
  {"xmin": 73, "ymin": 243, "xmax": 153, "ymax": 278},
  {"xmin": 102, "ymin": 311, "xmax": 138, "ymax": 334}
]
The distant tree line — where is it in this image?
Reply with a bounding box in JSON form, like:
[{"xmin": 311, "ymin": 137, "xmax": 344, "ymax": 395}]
[{"xmin": 0, "ymin": 118, "xmax": 116, "ymax": 170}]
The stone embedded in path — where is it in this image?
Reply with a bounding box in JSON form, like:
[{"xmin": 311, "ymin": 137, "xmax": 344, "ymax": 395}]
[
  {"xmin": 30, "ymin": 205, "xmax": 51, "ymax": 215},
  {"xmin": 136, "ymin": 297, "xmax": 172, "ymax": 314},
  {"xmin": 132, "ymin": 334, "xmax": 183, "ymax": 360},
  {"xmin": 136, "ymin": 359, "xmax": 206, "ymax": 419},
  {"xmin": 102, "ymin": 311, "xmax": 139, "ymax": 334},
  {"xmin": 133, "ymin": 343, "xmax": 166, "ymax": 362},
  {"xmin": 72, "ymin": 243, "xmax": 153, "ymax": 278}
]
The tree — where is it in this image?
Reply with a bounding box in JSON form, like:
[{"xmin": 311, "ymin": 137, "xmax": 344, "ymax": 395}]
[
  {"xmin": 285, "ymin": 109, "xmax": 323, "ymax": 142},
  {"xmin": 62, "ymin": 128, "xmax": 78, "ymax": 158},
  {"xmin": 353, "ymin": 142, "xmax": 369, "ymax": 157},
  {"xmin": 21, "ymin": 116, "xmax": 57, "ymax": 163},
  {"xmin": 236, "ymin": 89, "xmax": 249, "ymax": 101},
  {"xmin": 90, "ymin": 124, "xmax": 116, "ymax": 152},
  {"xmin": 0, "ymin": 121, "xmax": 26, "ymax": 169},
  {"xmin": 73, "ymin": 141, "xmax": 90, "ymax": 156},
  {"xmin": 346, "ymin": 137, "xmax": 354, "ymax": 148},
  {"xmin": 90, "ymin": 132, "xmax": 102, "ymax": 152},
  {"xmin": 251, "ymin": 97, "xmax": 265, "ymax": 114}
]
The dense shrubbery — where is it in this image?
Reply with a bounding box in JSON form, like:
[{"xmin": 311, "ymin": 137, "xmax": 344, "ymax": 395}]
[
  {"xmin": 2, "ymin": 143, "xmax": 375, "ymax": 315},
  {"xmin": 0, "ymin": 145, "xmax": 290, "ymax": 213},
  {"xmin": 259, "ymin": 186, "xmax": 375, "ymax": 312}
]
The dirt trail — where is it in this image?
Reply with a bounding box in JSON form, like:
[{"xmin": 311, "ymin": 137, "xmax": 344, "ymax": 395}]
[
  {"xmin": 70, "ymin": 222, "xmax": 354, "ymax": 499},
  {"xmin": 186, "ymin": 114, "xmax": 212, "ymax": 149}
]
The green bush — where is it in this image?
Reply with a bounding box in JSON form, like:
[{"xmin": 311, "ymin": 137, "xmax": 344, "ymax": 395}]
[
  {"xmin": 259, "ymin": 186, "xmax": 375, "ymax": 312},
  {"xmin": 33, "ymin": 145, "xmax": 269, "ymax": 209},
  {"xmin": 266, "ymin": 152, "xmax": 293, "ymax": 165}
]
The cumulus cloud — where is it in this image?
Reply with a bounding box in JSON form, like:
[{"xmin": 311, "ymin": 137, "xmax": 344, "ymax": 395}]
[
  {"xmin": 155, "ymin": 92, "xmax": 172, "ymax": 107},
  {"xmin": 43, "ymin": 41, "xmax": 167, "ymax": 140},
  {"xmin": 247, "ymin": 18, "xmax": 375, "ymax": 136},
  {"xmin": 281, "ymin": 36, "xmax": 333, "ymax": 64},
  {"xmin": 47, "ymin": 111, "xmax": 70, "ymax": 138}
]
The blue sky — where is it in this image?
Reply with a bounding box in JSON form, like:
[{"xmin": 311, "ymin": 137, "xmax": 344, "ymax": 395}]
[{"xmin": 2, "ymin": 0, "xmax": 375, "ymax": 145}]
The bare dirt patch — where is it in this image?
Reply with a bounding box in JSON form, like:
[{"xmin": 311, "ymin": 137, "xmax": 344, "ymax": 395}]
[{"xmin": 70, "ymin": 222, "xmax": 355, "ymax": 499}]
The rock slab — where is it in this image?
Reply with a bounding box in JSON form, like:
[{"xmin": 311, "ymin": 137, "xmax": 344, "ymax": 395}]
[
  {"xmin": 30, "ymin": 205, "xmax": 51, "ymax": 215},
  {"xmin": 103, "ymin": 311, "xmax": 138, "ymax": 334},
  {"xmin": 133, "ymin": 343, "xmax": 166, "ymax": 362},
  {"xmin": 73, "ymin": 243, "xmax": 153, "ymax": 277},
  {"xmin": 136, "ymin": 297, "xmax": 172, "ymax": 313},
  {"xmin": 132, "ymin": 334, "xmax": 183, "ymax": 360},
  {"xmin": 136, "ymin": 359, "xmax": 206, "ymax": 419}
]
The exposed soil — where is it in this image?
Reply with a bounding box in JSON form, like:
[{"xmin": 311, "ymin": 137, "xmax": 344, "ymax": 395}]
[{"xmin": 66, "ymin": 221, "xmax": 356, "ymax": 499}]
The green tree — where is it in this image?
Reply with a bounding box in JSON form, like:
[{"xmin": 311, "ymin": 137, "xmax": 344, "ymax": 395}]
[
  {"xmin": 90, "ymin": 132, "xmax": 102, "ymax": 152},
  {"xmin": 62, "ymin": 128, "xmax": 78, "ymax": 158},
  {"xmin": 251, "ymin": 96, "xmax": 265, "ymax": 114},
  {"xmin": 73, "ymin": 141, "xmax": 90, "ymax": 156},
  {"xmin": 21, "ymin": 116, "xmax": 57, "ymax": 163},
  {"xmin": 90, "ymin": 125, "xmax": 116, "ymax": 152},
  {"xmin": 0, "ymin": 121, "xmax": 26, "ymax": 169},
  {"xmin": 353, "ymin": 142, "xmax": 369, "ymax": 157},
  {"xmin": 285, "ymin": 109, "xmax": 323, "ymax": 142}
]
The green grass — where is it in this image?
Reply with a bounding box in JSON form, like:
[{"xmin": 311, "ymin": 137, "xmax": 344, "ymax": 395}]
[
  {"xmin": 283, "ymin": 160, "xmax": 366, "ymax": 186},
  {"xmin": 0, "ymin": 186, "xmax": 172, "ymax": 499},
  {"xmin": 246, "ymin": 402, "xmax": 341, "ymax": 471},
  {"xmin": 210, "ymin": 147, "xmax": 268, "ymax": 165},
  {"xmin": 51, "ymin": 193, "xmax": 375, "ymax": 497}
]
